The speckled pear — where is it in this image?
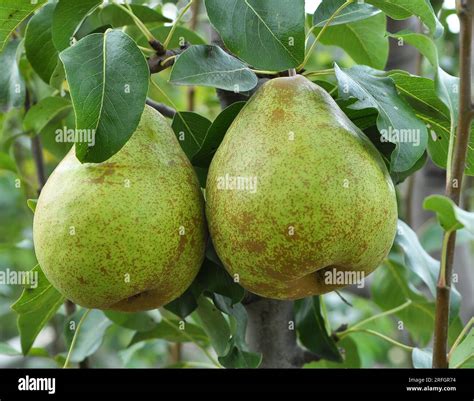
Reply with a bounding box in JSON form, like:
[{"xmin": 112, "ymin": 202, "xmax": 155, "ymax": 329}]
[
  {"xmin": 33, "ymin": 106, "xmax": 207, "ymax": 312},
  {"xmin": 206, "ymin": 75, "xmax": 398, "ymax": 300}
]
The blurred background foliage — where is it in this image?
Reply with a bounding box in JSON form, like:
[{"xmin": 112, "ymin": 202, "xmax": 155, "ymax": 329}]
[{"xmin": 0, "ymin": 0, "xmax": 472, "ymax": 369}]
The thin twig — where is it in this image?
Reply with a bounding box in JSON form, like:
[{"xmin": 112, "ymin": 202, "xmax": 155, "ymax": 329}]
[
  {"xmin": 346, "ymin": 329, "xmax": 414, "ymax": 352},
  {"xmin": 299, "ymin": 0, "xmax": 354, "ymax": 70},
  {"xmin": 432, "ymin": 0, "xmax": 473, "ymax": 369},
  {"xmin": 187, "ymin": 0, "xmax": 201, "ymax": 111},
  {"xmin": 63, "ymin": 309, "xmax": 91, "ymax": 368},
  {"xmin": 163, "ymin": 0, "xmax": 194, "ymax": 50}
]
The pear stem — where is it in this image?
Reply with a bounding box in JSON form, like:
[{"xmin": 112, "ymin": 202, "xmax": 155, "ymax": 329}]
[{"xmin": 288, "ymin": 68, "xmax": 297, "ymax": 77}]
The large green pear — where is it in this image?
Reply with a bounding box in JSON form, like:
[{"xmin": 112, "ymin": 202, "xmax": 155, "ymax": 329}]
[
  {"xmin": 33, "ymin": 106, "xmax": 207, "ymax": 312},
  {"xmin": 206, "ymin": 75, "xmax": 398, "ymax": 300}
]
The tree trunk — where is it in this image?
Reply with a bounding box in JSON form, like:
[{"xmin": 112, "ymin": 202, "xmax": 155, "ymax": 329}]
[{"xmin": 245, "ymin": 300, "xmax": 301, "ymax": 368}]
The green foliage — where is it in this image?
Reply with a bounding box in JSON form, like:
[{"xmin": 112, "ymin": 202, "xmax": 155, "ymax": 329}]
[
  {"xmin": 450, "ymin": 329, "xmax": 473, "ymax": 368},
  {"xmin": 24, "ymin": 4, "xmax": 59, "ymax": 85},
  {"xmin": 313, "ymin": 0, "xmax": 380, "ymax": 27},
  {"xmin": 98, "ymin": 4, "xmax": 168, "ymax": 28},
  {"xmin": 0, "ymin": 39, "xmax": 25, "ymax": 111},
  {"xmin": 11, "ymin": 265, "xmax": 65, "ymax": 355},
  {"xmin": 104, "ymin": 310, "xmax": 160, "ymax": 332},
  {"xmin": 424, "ymin": 195, "xmax": 474, "ymax": 234},
  {"xmin": 170, "ymin": 45, "xmax": 258, "ymax": 92},
  {"xmin": 365, "ymin": 0, "xmax": 443, "ymax": 38},
  {"xmin": 192, "ymin": 102, "xmax": 246, "ymax": 168},
  {"xmin": 335, "ymin": 64, "xmax": 428, "ymax": 173},
  {"xmin": 129, "ymin": 319, "xmax": 208, "ymax": 345},
  {"xmin": 0, "ymin": 0, "xmax": 471, "ymax": 370},
  {"xmin": 0, "ymin": 0, "xmax": 47, "ymax": 51},
  {"xmin": 390, "ymin": 72, "xmax": 473, "ymax": 175},
  {"xmin": 60, "ymin": 29, "xmax": 149, "ymax": 162},
  {"xmin": 171, "ymin": 111, "xmax": 211, "ymax": 160},
  {"xmin": 412, "ymin": 347, "xmax": 432, "ymax": 368},
  {"xmin": 52, "ymin": 0, "xmax": 102, "ymax": 51},
  {"xmin": 194, "ymin": 296, "xmax": 231, "ymax": 356},
  {"xmin": 295, "ymin": 297, "xmax": 342, "ymax": 362},
  {"xmin": 64, "ymin": 309, "xmax": 112, "ymax": 364},
  {"xmin": 313, "ymin": 13, "xmax": 388, "ymax": 69},
  {"xmin": 371, "ymin": 261, "xmax": 435, "ymax": 346},
  {"xmin": 23, "ymin": 96, "xmax": 72, "ymax": 135},
  {"xmin": 205, "ymin": 0, "xmax": 305, "ymax": 70}
]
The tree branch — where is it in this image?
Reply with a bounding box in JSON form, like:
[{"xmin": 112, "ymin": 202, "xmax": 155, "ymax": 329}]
[
  {"xmin": 148, "ymin": 46, "xmax": 188, "ymax": 74},
  {"xmin": 146, "ymin": 98, "xmax": 176, "ymax": 118},
  {"xmin": 432, "ymin": 0, "xmax": 473, "ymax": 369}
]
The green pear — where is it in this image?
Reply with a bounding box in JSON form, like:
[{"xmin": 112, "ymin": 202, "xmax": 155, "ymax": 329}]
[
  {"xmin": 206, "ymin": 75, "xmax": 398, "ymax": 300},
  {"xmin": 33, "ymin": 105, "xmax": 207, "ymax": 312}
]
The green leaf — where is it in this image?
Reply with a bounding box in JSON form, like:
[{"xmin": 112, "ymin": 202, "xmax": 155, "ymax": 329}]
[
  {"xmin": 435, "ymin": 68, "xmax": 460, "ymax": 133},
  {"xmin": 0, "ymin": 151, "xmax": 17, "ymax": 173},
  {"xmin": 0, "ymin": 39, "xmax": 25, "ymax": 111},
  {"xmin": 387, "ymin": 32, "xmax": 460, "ymax": 125},
  {"xmin": 27, "ymin": 198, "xmax": 37, "ymax": 213},
  {"xmin": 60, "ymin": 29, "xmax": 149, "ymax": 163},
  {"xmin": 371, "ymin": 260, "xmax": 435, "ymax": 346},
  {"xmin": 394, "ymin": 220, "xmax": 461, "ymax": 322},
  {"xmin": 104, "ymin": 310, "xmax": 159, "ymax": 332},
  {"xmin": 135, "ymin": 25, "xmax": 206, "ymax": 49},
  {"xmin": 390, "ymin": 73, "xmax": 473, "ymax": 175},
  {"xmin": 390, "ymin": 152, "xmax": 427, "ymax": 185},
  {"xmin": 170, "ymin": 45, "xmax": 258, "ymax": 92},
  {"xmin": 171, "ymin": 111, "xmax": 211, "ymax": 160},
  {"xmin": 295, "ymin": 297, "xmax": 342, "ymax": 362},
  {"xmin": 213, "ymin": 295, "xmax": 262, "ymax": 368},
  {"xmin": 194, "ymin": 296, "xmax": 231, "ymax": 356},
  {"xmin": 450, "ymin": 329, "xmax": 474, "ymax": 368},
  {"xmin": 304, "ymin": 337, "xmax": 361, "ymax": 368},
  {"xmin": 99, "ymin": 4, "xmax": 169, "ymax": 28},
  {"xmin": 335, "ymin": 64, "xmax": 428, "ymax": 173},
  {"xmin": 192, "ymin": 102, "xmax": 246, "ymax": 168},
  {"xmin": 394, "ymin": 220, "xmax": 439, "ymax": 295},
  {"xmin": 389, "ymin": 30, "xmax": 439, "ymax": 68},
  {"xmin": 0, "ymin": 342, "xmax": 21, "ymax": 356},
  {"xmin": 412, "ymin": 347, "xmax": 432, "ymax": 368},
  {"xmin": 23, "ymin": 96, "xmax": 72, "ymax": 135},
  {"xmin": 313, "ymin": 0, "xmax": 381, "ymax": 27},
  {"xmin": 314, "ymin": 13, "xmax": 388, "ymax": 70},
  {"xmin": 64, "ymin": 309, "xmax": 111, "ymax": 363},
  {"xmin": 196, "ymin": 258, "xmax": 245, "ymax": 305},
  {"xmin": 424, "ymin": 195, "xmax": 474, "ymax": 234},
  {"xmin": 204, "ymin": 0, "xmax": 305, "ymax": 70},
  {"xmin": 0, "ymin": 0, "xmax": 47, "ymax": 51},
  {"xmin": 129, "ymin": 319, "xmax": 208, "ymax": 345},
  {"xmin": 24, "ymin": 3, "xmax": 59, "ymax": 84},
  {"xmin": 366, "ymin": 0, "xmax": 443, "ymax": 38},
  {"xmin": 164, "ymin": 288, "xmax": 198, "ymax": 319},
  {"xmin": 52, "ymin": 0, "xmax": 102, "ymax": 51},
  {"xmin": 11, "ymin": 265, "xmax": 65, "ymax": 355}
]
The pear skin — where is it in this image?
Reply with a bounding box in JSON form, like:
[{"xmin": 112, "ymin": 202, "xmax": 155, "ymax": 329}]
[
  {"xmin": 206, "ymin": 75, "xmax": 398, "ymax": 300},
  {"xmin": 33, "ymin": 106, "xmax": 207, "ymax": 312}
]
